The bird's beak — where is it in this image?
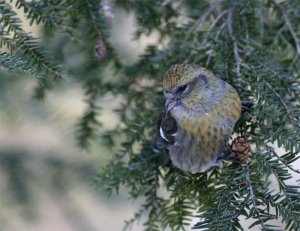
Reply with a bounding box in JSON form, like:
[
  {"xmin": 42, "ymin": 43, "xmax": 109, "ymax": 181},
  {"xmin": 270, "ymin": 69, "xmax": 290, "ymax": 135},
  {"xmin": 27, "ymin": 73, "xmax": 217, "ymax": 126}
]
[{"xmin": 165, "ymin": 98, "xmax": 177, "ymax": 115}]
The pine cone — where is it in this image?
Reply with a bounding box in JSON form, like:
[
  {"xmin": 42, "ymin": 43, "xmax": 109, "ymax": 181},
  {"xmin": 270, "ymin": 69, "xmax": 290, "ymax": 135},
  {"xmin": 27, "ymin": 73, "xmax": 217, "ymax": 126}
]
[{"xmin": 231, "ymin": 136, "xmax": 251, "ymax": 162}]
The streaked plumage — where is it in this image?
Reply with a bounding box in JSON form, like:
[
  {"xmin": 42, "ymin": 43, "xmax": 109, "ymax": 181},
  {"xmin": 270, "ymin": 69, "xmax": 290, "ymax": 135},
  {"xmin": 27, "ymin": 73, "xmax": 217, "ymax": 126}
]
[{"xmin": 159, "ymin": 64, "xmax": 241, "ymax": 173}]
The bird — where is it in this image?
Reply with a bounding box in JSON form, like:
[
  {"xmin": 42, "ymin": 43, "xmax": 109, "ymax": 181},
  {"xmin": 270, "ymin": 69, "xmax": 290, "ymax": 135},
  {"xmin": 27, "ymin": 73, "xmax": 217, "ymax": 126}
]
[{"xmin": 158, "ymin": 64, "xmax": 241, "ymax": 173}]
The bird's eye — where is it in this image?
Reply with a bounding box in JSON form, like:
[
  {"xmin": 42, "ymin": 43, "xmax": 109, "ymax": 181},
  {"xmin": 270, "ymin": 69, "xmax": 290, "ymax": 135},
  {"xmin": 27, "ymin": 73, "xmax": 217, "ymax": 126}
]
[{"xmin": 177, "ymin": 84, "xmax": 188, "ymax": 93}]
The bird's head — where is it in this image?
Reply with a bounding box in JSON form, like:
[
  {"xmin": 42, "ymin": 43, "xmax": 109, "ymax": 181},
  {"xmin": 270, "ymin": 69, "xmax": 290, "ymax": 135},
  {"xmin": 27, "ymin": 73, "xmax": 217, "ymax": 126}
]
[{"xmin": 163, "ymin": 64, "xmax": 218, "ymax": 114}]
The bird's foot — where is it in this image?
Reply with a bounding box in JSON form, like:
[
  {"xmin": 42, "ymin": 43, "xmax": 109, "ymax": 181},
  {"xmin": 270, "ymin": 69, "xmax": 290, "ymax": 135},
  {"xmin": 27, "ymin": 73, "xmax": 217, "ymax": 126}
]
[
  {"xmin": 241, "ymin": 99, "xmax": 254, "ymax": 109},
  {"xmin": 219, "ymin": 146, "xmax": 239, "ymax": 162}
]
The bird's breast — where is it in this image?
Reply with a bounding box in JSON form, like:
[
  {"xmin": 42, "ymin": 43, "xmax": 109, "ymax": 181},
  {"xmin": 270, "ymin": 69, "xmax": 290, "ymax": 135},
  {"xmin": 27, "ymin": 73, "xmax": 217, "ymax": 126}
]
[{"xmin": 172, "ymin": 88, "xmax": 241, "ymax": 137}]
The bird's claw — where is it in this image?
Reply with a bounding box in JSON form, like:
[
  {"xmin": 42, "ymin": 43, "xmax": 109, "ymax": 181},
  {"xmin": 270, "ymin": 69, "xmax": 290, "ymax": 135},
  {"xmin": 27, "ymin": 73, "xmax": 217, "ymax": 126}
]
[{"xmin": 241, "ymin": 99, "xmax": 254, "ymax": 109}]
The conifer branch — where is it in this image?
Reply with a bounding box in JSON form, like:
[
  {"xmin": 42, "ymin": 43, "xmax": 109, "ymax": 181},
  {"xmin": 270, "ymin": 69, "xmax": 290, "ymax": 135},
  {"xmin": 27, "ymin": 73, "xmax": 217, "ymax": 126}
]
[
  {"xmin": 0, "ymin": 35, "xmax": 16, "ymax": 52},
  {"xmin": 244, "ymin": 52, "xmax": 300, "ymax": 104},
  {"xmin": 259, "ymin": 0, "xmax": 265, "ymax": 43},
  {"xmin": 76, "ymin": 78, "xmax": 102, "ymax": 149},
  {"xmin": 245, "ymin": 162, "xmax": 267, "ymax": 230},
  {"xmin": 184, "ymin": 0, "xmax": 224, "ymax": 43},
  {"xmin": 15, "ymin": 0, "xmax": 80, "ymax": 43},
  {"xmin": 84, "ymin": 0, "xmax": 103, "ymax": 39},
  {"xmin": 271, "ymin": 149, "xmax": 300, "ymax": 175},
  {"xmin": 0, "ymin": 52, "xmax": 43, "ymax": 78},
  {"xmin": 263, "ymin": 80, "xmax": 300, "ymax": 129},
  {"xmin": 195, "ymin": 0, "xmax": 224, "ymax": 30},
  {"xmin": 273, "ymin": 0, "xmax": 300, "ymax": 56},
  {"xmin": 227, "ymin": 7, "xmax": 241, "ymax": 77},
  {"xmin": 0, "ymin": 1, "xmax": 62, "ymax": 78},
  {"xmin": 254, "ymin": 148, "xmax": 300, "ymax": 230},
  {"xmin": 200, "ymin": 9, "xmax": 228, "ymax": 47}
]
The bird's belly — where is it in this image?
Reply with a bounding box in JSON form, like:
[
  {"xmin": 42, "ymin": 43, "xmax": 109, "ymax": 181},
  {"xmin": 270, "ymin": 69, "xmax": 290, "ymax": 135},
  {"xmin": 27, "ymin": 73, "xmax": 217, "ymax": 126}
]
[
  {"xmin": 168, "ymin": 116, "xmax": 233, "ymax": 173},
  {"xmin": 168, "ymin": 136, "xmax": 221, "ymax": 173}
]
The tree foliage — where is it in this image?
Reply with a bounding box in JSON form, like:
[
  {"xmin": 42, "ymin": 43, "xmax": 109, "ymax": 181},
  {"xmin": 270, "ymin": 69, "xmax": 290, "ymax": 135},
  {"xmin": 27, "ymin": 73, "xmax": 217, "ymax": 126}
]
[{"xmin": 1, "ymin": 0, "xmax": 300, "ymax": 230}]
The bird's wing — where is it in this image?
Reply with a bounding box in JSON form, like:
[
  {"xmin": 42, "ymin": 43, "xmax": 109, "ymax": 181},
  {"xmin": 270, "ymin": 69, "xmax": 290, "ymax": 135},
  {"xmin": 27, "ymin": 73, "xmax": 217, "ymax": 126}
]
[{"xmin": 157, "ymin": 112, "xmax": 178, "ymax": 145}]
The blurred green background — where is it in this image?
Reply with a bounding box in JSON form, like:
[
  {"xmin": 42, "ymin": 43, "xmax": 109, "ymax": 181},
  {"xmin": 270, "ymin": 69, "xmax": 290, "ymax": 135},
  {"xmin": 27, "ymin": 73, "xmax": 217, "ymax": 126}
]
[{"xmin": 0, "ymin": 6, "xmax": 151, "ymax": 230}]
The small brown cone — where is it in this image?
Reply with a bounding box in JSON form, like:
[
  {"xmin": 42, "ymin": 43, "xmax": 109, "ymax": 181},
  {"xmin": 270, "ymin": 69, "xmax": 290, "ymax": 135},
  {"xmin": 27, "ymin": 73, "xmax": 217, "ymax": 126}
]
[
  {"xmin": 95, "ymin": 39, "xmax": 106, "ymax": 60},
  {"xmin": 231, "ymin": 136, "xmax": 251, "ymax": 162}
]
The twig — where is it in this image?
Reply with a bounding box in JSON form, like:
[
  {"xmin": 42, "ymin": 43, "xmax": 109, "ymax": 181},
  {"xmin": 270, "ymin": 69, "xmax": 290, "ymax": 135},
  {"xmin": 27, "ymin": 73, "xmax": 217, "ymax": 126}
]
[
  {"xmin": 85, "ymin": 0, "xmax": 103, "ymax": 39},
  {"xmin": 245, "ymin": 53, "xmax": 300, "ymax": 102},
  {"xmin": 227, "ymin": 8, "xmax": 241, "ymax": 77},
  {"xmin": 215, "ymin": 21, "xmax": 227, "ymax": 39},
  {"xmin": 263, "ymin": 80, "xmax": 300, "ymax": 129},
  {"xmin": 270, "ymin": 148, "xmax": 300, "ymax": 174},
  {"xmin": 273, "ymin": 0, "xmax": 300, "ymax": 56},
  {"xmin": 195, "ymin": 0, "xmax": 224, "ymax": 30},
  {"xmin": 200, "ymin": 9, "xmax": 228, "ymax": 45},
  {"xmin": 245, "ymin": 163, "xmax": 255, "ymax": 201},
  {"xmin": 245, "ymin": 161, "xmax": 266, "ymax": 230},
  {"xmin": 183, "ymin": 0, "xmax": 224, "ymax": 43},
  {"xmin": 46, "ymin": 1, "xmax": 77, "ymax": 41},
  {"xmin": 272, "ymin": 26, "xmax": 285, "ymax": 46},
  {"xmin": 204, "ymin": 22, "xmax": 226, "ymax": 66},
  {"xmin": 259, "ymin": 147, "xmax": 298, "ymax": 202},
  {"xmin": 259, "ymin": 0, "xmax": 265, "ymax": 43}
]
